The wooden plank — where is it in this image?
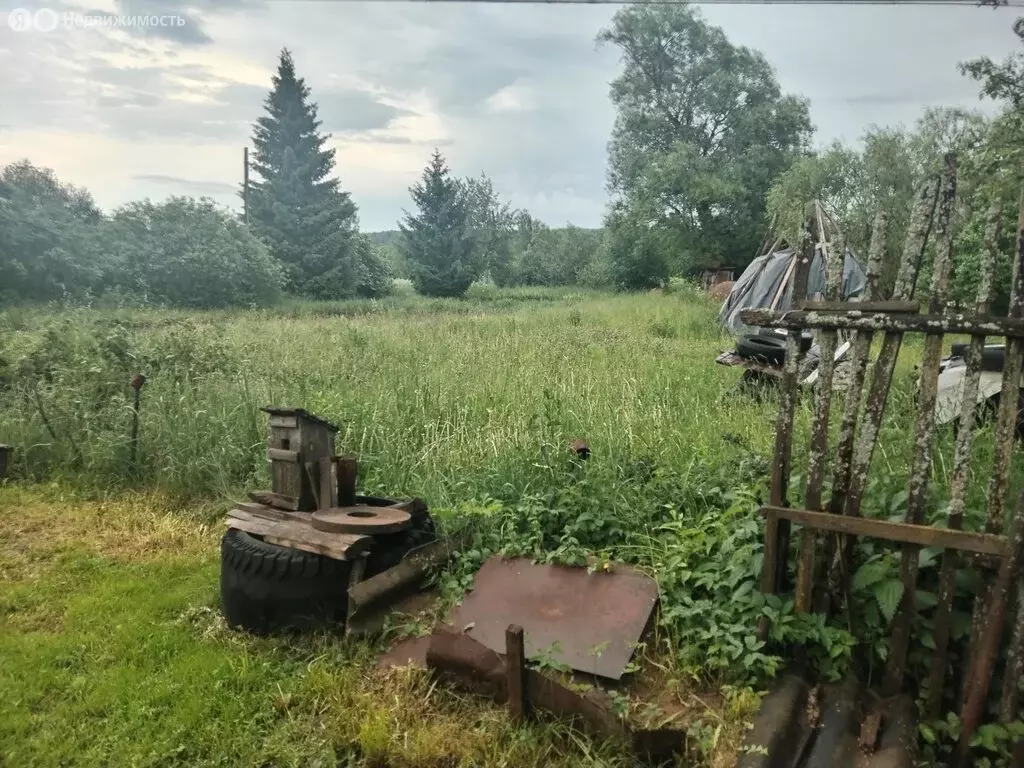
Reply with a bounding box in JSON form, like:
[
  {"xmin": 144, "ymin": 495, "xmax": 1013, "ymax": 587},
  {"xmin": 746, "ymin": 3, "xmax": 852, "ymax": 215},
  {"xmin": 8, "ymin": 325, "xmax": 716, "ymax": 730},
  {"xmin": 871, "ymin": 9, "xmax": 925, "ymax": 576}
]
[
  {"xmin": 268, "ymin": 415, "xmax": 298, "ymax": 429},
  {"xmin": 928, "ymin": 200, "xmax": 1001, "ymax": 718},
  {"xmin": 225, "ymin": 514, "xmax": 371, "ymax": 560},
  {"xmin": 230, "ymin": 503, "xmax": 311, "ymax": 524},
  {"xmin": 506, "ymin": 624, "xmax": 527, "ymax": 721},
  {"xmin": 761, "ymin": 506, "xmax": 1008, "ymax": 557},
  {"xmin": 336, "ymin": 455, "xmax": 357, "ymax": 507},
  {"xmin": 796, "ymin": 300, "xmax": 920, "ymax": 313},
  {"xmin": 247, "ymin": 490, "xmax": 299, "ymax": 511},
  {"xmin": 319, "ymin": 457, "xmax": 337, "ymax": 510},
  {"xmin": 738, "ymin": 309, "xmax": 1024, "ymax": 339},
  {"xmin": 268, "ymin": 448, "xmax": 300, "ymax": 463},
  {"xmin": 884, "ymin": 155, "xmax": 957, "ymax": 697}
]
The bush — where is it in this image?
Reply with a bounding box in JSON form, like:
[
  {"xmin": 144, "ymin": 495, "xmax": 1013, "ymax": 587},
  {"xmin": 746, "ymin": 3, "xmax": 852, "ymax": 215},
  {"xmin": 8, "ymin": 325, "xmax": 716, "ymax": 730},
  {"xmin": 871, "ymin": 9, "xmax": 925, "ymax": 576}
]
[
  {"xmin": 0, "ymin": 161, "xmax": 107, "ymax": 304},
  {"xmin": 105, "ymin": 198, "xmax": 284, "ymax": 308}
]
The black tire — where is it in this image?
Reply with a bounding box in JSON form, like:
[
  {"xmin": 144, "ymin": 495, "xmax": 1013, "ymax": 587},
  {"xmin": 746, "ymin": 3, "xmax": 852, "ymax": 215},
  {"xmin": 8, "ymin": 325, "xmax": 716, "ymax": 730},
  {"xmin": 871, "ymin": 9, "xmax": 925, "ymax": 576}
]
[
  {"xmin": 949, "ymin": 343, "xmax": 1006, "ymax": 372},
  {"xmin": 220, "ymin": 528, "xmax": 351, "ymax": 635},
  {"xmin": 737, "ymin": 334, "xmax": 787, "ymax": 365}
]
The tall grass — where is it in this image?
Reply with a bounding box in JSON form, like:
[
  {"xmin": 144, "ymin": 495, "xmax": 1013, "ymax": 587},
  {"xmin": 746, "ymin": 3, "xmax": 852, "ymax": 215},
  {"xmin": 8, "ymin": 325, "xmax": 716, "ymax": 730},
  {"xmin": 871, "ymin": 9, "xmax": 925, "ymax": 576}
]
[{"xmin": 0, "ymin": 287, "xmax": 771, "ymax": 505}]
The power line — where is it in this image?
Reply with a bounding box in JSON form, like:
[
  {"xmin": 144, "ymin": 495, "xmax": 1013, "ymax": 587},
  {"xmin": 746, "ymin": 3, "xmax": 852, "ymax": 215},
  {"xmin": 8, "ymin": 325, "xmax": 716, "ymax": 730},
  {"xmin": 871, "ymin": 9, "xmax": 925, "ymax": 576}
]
[{"xmin": 332, "ymin": 0, "xmax": 1023, "ymax": 6}]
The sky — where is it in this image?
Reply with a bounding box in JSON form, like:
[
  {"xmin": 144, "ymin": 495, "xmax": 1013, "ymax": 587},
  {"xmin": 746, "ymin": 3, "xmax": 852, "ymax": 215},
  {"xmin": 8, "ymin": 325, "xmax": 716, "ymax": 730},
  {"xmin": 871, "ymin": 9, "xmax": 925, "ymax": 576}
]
[{"xmin": 0, "ymin": 1, "xmax": 1020, "ymax": 231}]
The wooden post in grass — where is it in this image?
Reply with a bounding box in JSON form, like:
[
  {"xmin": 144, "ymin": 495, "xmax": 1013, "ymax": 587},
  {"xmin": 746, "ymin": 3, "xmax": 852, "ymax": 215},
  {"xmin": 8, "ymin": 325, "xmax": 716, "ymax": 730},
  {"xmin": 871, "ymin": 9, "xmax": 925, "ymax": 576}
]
[
  {"xmin": 506, "ymin": 624, "xmax": 527, "ymax": 721},
  {"xmin": 129, "ymin": 373, "xmax": 146, "ymax": 471}
]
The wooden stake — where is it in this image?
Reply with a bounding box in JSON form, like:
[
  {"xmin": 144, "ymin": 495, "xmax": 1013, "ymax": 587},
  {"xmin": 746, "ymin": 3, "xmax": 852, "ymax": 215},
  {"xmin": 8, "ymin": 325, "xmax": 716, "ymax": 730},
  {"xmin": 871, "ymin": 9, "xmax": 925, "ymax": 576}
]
[{"xmin": 506, "ymin": 624, "xmax": 527, "ymax": 721}]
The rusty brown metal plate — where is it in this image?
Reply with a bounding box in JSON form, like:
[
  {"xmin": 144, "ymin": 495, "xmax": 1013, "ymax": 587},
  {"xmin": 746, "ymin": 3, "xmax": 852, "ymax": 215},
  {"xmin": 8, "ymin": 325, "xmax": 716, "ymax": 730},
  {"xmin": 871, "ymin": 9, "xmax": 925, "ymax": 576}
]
[
  {"xmin": 311, "ymin": 505, "xmax": 411, "ymax": 534},
  {"xmin": 448, "ymin": 556, "xmax": 658, "ymax": 680}
]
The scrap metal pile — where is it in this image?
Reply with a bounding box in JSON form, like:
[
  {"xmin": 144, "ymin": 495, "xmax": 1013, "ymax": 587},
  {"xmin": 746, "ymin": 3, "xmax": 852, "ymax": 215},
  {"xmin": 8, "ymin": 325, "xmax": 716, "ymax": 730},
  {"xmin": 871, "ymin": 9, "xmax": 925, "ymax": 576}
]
[{"xmin": 219, "ymin": 409, "xmax": 689, "ymax": 762}]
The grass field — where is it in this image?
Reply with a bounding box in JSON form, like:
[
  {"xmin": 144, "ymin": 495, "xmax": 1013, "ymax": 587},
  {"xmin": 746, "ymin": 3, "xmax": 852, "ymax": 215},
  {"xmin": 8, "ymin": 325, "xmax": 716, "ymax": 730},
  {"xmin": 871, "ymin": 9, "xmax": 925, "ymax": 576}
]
[{"xmin": 2, "ymin": 285, "xmax": 1022, "ymax": 766}]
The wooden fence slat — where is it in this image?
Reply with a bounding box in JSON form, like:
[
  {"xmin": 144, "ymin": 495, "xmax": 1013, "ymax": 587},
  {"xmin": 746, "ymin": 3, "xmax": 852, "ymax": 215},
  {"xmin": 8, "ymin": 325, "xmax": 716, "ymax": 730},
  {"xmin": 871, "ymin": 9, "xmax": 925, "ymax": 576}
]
[
  {"xmin": 927, "ymin": 201, "xmax": 1001, "ymax": 718},
  {"xmin": 816, "ymin": 212, "xmax": 888, "ymax": 614},
  {"xmin": 884, "ymin": 155, "xmax": 957, "ymax": 697},
  {"xmin": 795, "ymin": 221, "xmax": 844, "ymax": 613},
  {"xmin": 825, "ymin": 178, "xmax": 941, "ymax": 607},
  {"xmin": 758, "ymin": 232, "xmax": 813, "ymax": 641}
]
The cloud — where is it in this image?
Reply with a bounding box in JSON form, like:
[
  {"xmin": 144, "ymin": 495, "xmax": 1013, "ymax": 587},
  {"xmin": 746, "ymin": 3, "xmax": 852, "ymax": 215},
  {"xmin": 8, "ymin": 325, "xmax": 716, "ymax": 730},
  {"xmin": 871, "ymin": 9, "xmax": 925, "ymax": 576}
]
[
  {"xmin": 0, "ymin": 1, "xmax": 1019, "ymax": 231},
  {"xmin": 133, "ymin": 173, "xmax": 237, "ymax": 195}
]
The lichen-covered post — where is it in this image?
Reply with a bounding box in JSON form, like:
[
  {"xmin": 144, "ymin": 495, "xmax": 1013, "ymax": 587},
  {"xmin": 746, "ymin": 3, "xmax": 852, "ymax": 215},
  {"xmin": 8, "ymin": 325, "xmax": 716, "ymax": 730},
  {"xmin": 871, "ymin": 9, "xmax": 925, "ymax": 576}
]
[
  {"xmin": 825, "ymin": 177, "xmax": 941, "ymax": 606},
  {"xmin": 758, "ymin": 229, "xmax": 813, "ymax": 641},
  {"xmin": 816, "ymin": 212, "xmax": 888, "ymax": 615},
  {"xmin": 882, "ymin": 154, "xmax": 957, "ymax": 697},
  {"xmin": 925, "ymin": 201, "xmax": 1001, "ymax": 718},
  {"xmin": 795, "ymin": 219, "xmax": 844, "ymax": 613}
]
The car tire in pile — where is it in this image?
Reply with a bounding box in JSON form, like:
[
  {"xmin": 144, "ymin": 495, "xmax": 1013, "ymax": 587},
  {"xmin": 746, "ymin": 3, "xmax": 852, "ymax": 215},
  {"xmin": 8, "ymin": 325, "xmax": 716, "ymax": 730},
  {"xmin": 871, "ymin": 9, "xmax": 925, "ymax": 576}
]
[
  {"xmin": 949, "ymin": 343, "xmax": 1006, "ymax": 372},
  {"xmin": 220, "ymin": 528, "xmax": 351, "ymax": 634},
  {"xmin": 736, "ymin": 334, "xmax": 788, "ymax": 365}
]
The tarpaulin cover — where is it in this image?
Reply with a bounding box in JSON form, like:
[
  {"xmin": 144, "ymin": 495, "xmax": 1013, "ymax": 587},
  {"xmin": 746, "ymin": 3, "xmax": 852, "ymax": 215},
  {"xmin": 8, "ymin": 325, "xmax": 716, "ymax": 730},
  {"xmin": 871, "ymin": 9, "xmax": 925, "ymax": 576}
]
[{"xmin": 718, "ymin": 247, "xmax": 867, "ymax": 336}]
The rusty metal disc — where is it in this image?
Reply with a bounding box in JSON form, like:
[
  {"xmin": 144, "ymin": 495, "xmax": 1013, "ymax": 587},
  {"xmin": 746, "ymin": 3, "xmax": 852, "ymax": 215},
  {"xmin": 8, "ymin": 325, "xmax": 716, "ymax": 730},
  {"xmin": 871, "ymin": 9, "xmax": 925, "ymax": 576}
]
[{"xmin": 311, "ymin": 505, "xmax": 412, "ymax": 534}]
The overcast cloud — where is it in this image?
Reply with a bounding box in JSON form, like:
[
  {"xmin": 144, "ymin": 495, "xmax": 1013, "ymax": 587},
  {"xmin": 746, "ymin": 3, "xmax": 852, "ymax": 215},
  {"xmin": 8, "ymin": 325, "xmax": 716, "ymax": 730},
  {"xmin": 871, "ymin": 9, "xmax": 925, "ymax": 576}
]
[{"xmin": 0, "ymin": 1, "xmax": 1019, "ymax": 230}]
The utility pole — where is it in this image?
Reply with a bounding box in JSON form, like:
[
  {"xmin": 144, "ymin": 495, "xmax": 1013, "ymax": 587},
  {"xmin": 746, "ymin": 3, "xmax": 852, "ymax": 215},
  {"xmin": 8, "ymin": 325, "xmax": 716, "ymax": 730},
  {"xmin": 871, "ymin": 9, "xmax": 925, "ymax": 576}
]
[{"xmin": 243, "ymin": 146, "xmax": 249, "ymax": 223}]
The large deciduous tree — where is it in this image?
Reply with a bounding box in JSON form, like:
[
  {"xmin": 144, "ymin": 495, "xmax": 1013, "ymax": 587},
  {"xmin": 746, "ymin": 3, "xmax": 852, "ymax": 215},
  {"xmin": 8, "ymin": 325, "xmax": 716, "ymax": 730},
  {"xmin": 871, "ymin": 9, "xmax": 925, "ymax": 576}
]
[
  {"xmin": 598, "ymin": 5, "xmax": 812, "ymax": 288},
  {"xmin": 400, "ymin": 151, "xmax": 478, "ymax": 297},
  {"xmin": 463, "ymin": 173, "xmax": 516, "ymax": 287},
  {"xmin": 249, "ymin": 49, "xmax": 388, "ymax": 299}
]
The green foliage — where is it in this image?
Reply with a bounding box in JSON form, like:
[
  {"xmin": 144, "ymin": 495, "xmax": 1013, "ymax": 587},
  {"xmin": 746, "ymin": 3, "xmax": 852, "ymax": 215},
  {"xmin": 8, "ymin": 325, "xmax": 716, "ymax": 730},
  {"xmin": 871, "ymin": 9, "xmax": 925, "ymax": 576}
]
[
  {"xmin": 105, "ymin": 198, "xmax": 284, "ymax": 309},
  {"xmin": 0, "ymin": 161, "xmax": 107, "ymax": 304},
  {"xmin": 401, "ymin": 151, "xmax": 479, "ymax": 297},
  {"xmin": 599, "ymin": 5, "xmax": 811, "ymax": 278},
  {"xmin": 606, "ymin": 209, "xmax": 670, "ymax": 290},
  {"xmin": 463, "ymin": 174, "xmax": 517, "ymax": 287},
  {"xmin": 248, "ymin": 50, "xmax": 387, "ymax": 300}
]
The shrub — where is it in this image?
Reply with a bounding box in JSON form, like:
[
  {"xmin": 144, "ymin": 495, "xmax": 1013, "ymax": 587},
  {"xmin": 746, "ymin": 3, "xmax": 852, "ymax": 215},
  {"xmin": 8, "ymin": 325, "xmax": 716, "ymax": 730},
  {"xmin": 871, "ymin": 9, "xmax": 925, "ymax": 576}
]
[{"xmin": 105, "ymin": 198, "xmax": 284, "ymax": 308}]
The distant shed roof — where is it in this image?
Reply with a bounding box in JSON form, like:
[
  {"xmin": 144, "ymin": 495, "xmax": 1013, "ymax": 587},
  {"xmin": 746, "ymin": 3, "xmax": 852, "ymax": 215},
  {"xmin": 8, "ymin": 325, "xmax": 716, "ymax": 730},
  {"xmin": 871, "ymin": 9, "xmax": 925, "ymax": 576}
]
[{"xmin": 261, "ymin": 406, "xmax": 340, "ymax": 433}]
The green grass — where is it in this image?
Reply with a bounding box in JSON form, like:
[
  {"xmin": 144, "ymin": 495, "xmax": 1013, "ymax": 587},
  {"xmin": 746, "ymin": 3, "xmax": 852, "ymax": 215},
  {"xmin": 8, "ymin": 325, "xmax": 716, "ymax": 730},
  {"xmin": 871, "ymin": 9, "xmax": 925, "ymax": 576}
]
[{"xmin": 3, "ymin": 286, "xmax": 1024, "ymax": 766}]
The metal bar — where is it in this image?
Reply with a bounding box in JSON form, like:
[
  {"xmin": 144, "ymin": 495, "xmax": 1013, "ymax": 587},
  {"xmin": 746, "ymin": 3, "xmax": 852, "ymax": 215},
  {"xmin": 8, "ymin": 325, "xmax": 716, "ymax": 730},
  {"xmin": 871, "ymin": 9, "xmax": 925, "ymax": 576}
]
[
  {"xmin": 737, "ymin": 310, "xmax": 1024, "ymax": 338},
  {"xmin": 761, "ymin": 506, "xmax": 1008, "ymax": 557},
  {"xmin": 758, "ymin": 231, "xmax": 813, "ymax": 641},
  {"xmin": 884, "ymin": 154, "xmax": 957, "ymax": 697},
  {"xmin": 815, "ymin": 212, "xmax": 889, "ymax": 614},
  {"xmin": 956, "ymin": 489, "xmax": 1024, "ymax": 767},
  {"xmin": 927, "ymin": 201, "xmax": 1001, "ymax": 719},
  {"xmin": 795, "ymin": 226, "xmax": 843, "ymax": 613},
  {"xmin": 506, "ymin": 624, "xmax": 527, "ymax": 721}
]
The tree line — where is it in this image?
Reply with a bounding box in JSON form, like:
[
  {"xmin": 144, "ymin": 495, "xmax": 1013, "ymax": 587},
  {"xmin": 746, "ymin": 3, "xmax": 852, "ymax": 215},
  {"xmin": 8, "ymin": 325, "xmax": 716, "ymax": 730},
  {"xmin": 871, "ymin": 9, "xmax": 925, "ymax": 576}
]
[{"xmin": 1, "ymin": 10, "xmax": 1021, "ymax": 305}]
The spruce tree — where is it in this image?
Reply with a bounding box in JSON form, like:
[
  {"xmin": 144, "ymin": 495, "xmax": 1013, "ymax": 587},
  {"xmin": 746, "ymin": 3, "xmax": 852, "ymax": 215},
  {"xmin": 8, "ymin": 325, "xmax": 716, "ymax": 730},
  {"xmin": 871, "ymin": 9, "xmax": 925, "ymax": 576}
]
[
  {"xmin": 249, "ymin": 49, "xmax": 365, "ymax": 299},
  {"xmin": 400, "ymin": 151, "xmax": 478, "ymax": 297}
]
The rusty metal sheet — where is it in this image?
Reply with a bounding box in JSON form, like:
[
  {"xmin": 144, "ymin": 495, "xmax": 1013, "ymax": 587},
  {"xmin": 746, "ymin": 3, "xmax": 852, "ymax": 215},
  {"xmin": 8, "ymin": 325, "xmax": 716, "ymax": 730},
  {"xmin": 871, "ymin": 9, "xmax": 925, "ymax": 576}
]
[
  {"xmin": 448, "ymin": 556, "xmax": 658, "ymax": 680},
  {"xmin": 376, "ymin": 635, "xmax": 430, "ymax": 670}
]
